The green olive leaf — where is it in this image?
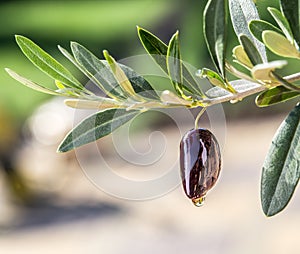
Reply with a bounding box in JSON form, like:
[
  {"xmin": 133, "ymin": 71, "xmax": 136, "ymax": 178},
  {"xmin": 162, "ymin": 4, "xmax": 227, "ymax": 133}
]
[
  {"xmin": 256, "ymin": 86, "xmax": 300, "ymax": 107},
  {"xmin": 137, "ymin": 26, "xmax": 168, "ymax": 73},
  {"xmin": 55, "ymin": 80, "xmax": 66, "ymax": 90},
  {"xmin": 116, "ymin": 63, "xmax": 160, "ymax": 100},
  {"xmin": 251, "ymin": 60, "xmax": 287, "ymax": 81},
  {"xmin": 61, "ymin": 42, "xmax": 159, "ymax": 100},
  {"xmin": 229, "ymin": 0, "xmax": 267, "ymax": 62},
  {"xmin": 103, "ymin": 50, "xmax": 138, "ymax": 99},
  {"xmin": 137, "ymin": 26, "xmax": 204, "ymax": 97},
  {"xmin": 262, "ymin": 30, "xmax": 300, "ymax": 59},
  {"xmin": 268, "ymin": 7, "xmax": 294, "ymax": 44},
  {"xmin": 15, "ymin": 35, "xmax": 83, "ymax": 90},
  {"xmin": 64, "ymin": 98, "xmax": 125, "ymax": 109},
  {"xmin": 198, "ymin": 68, "xmax": 236, "ymax": 94},
  {"xmin": 239, "ymin": 34, "xmax": 263, "ymax": 66},
  {"xmin": 167, "ymin": 31, "xmax": 183, "ymax": 95},
  {"xmin": 206, "ymin": 79, "xmax": 260, "ymax": 98},
  {"xmin": 67, "ymin": 43, "xmax": 126, "ymax": 100},
  {"xmin": 5, "ymin": 68, "xmax": 62, "ymax": 96},
  {"xmin": 232, "ymin": 45, "xmax": 253, "ymax": 69},
  {"xmin": 225, "ymin": 61, "xmax": 254, "ymax": 81},
  {"xmin": 249, "ymin": 20, "xmax": 283, "ymax": 43},
  {"xmin": 271, "ymin": 72, "xmax": 300, "ymax": 92},
  {"xmin": 261, "ymin": 103, "xmax": 300, "ymax": 216},
  {"xmin": 203, "ymin": 0, "xmax": 228, "ymax": 77},
  {"xmin": 58, "ymin": 108, "xmax": 140, "ymax": 152},
  {"xmin": 160, "ymin": 90, "xmax": 192, "ymax": 106},
  {"xmin": 280, "ymin": 0, "xmax": 300, "ymax": 48}
]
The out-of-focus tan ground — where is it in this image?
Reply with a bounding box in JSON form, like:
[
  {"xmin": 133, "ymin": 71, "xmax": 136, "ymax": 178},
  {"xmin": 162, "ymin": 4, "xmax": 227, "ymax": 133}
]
[{"xmin": 0, "ymin": 115, "xmax": 299, "ymax": 254}]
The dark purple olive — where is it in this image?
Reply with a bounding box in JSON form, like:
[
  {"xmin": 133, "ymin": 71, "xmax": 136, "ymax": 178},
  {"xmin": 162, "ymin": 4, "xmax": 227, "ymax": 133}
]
[{"xmin": 180, "ymin": 128, "xmax": 221, "ymax": 206}]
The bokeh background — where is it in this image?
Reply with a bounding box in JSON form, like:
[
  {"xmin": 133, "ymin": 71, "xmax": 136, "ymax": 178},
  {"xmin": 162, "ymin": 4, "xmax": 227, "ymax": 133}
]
[{"xmin": 0, "ymin": 0, "xmax": 299, "ymax": 253}]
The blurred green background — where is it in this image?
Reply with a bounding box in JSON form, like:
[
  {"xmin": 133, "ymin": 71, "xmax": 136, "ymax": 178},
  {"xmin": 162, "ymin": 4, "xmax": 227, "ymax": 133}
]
[{"xmin": 0, "ymin": 0, "xmax": 180, "ymax": 121}]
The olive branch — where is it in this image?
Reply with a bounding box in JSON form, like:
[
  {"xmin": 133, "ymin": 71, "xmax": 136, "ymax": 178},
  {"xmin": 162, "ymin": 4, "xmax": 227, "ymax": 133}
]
[{"xmin": 5, "ymin": 0, "xmax": 300, "ymax": 216}]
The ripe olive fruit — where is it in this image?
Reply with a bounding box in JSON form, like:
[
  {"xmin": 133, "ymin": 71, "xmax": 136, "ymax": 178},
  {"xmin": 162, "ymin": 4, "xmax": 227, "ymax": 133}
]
[{"xmin": 180, "ymin": 128, "xmax": 221, "ymax": 206}]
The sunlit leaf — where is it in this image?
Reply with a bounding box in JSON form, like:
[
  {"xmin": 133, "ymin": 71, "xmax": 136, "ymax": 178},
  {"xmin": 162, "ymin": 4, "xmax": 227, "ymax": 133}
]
[
  {"xmin": 15, "ymin": 35, "xmax": 83, "ymax": 90},
  {"xmin": 268, "ymin": 7, "xmax": 294, "ymax": 44},
  {"xmin": 232, "ymin": 45, "xmax": 253, "ymax": 69},
  {"xmin": 63, "ymin": 42, "xmax": 159, "ymax": 100},
  {"xmin": 249, "ymin": 20, "xmax": 282, "ymax": 42},
  {"xmin": 251, "ymin": 60, "xmax": 287, "ymax": 81},
  {"xmin": 117, "ymin": 64, "xmax": 160, "ymax": 100},
  {"xmin": 261, "ymin": 103, "xmax": 300, "ymax": 216},
  {"xmin": 55, "ymin": 80, "xmax": 66, "ymax": 90},
  {"xmin": 69, "ymin": 42, "xmax": 125, "ymax": 100},
  {"xmin": 198, "ymin": 68, "xmax": 236, "ymax": 93},
  {"xmin": 58, "ymin": 108, "xmax": 140, "ymax": 152},
  {"xmin": 262, "ymin": 30, "xmax": 300, "ymax": 59},
  {"xmin": 64, "ymin": 98, "xmax": 124, "ymax": 109},
  {"xmin": 256, "ymin": 86, "xmax": 300, "ymax": 107},
  {"xmin": 229, "ymin": 0, "xmax": 267, "ymax": 62},
  {"xmin": 280, "ymin": 0, "xmax": 300, "ymax": 47},
  {"xmin": 203, "ymin": 0, "xmax": 228, "ymax": 77},
  {"xmin": 103, "ymin": 50, "xmax": 138, "ymax": 99}
]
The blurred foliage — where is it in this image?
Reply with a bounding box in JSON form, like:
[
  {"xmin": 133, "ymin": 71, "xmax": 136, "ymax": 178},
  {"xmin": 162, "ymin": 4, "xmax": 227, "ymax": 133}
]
[
  {"xmin": 0, "ymin": 0, "xmax": 298, "ymax": 123},
  {"xmin": 0, "ymin": 0, "xmax": 178, "ymax": 121}
]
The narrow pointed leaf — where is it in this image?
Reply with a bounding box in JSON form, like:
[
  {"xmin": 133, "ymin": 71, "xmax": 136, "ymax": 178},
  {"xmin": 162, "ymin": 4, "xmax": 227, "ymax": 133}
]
[
  {"xmin": 262, "ymin": 30, "xmax": 300, "ymax": 59},
  {"xmin": 203, "ymin": 0, "xmax": 227, "ymax": 77},
  {"xmin": 64, "ymin": 98, "xmax": 124, "ymax": 109},
  {"xmin": 206, "ymin": 79, "xmax": 260, "ymax": 98},
  {"xmin": 280, "ymin": 0, "xmax": 300, "ymax": 47},
  {"xmin": 15, "ymin": 35, "xmax": 83, "ymax": 90},
  {"xmin": 232, "ymin": 45, "xmax": 253, "ymax": 69},
  {"xmin": 271, "ymin": 72, "xmax": 300, "ymax": 92},
  {"xmin": 198, "ymin": 68, "xmax": 236, "ymax": 93},
  {"xmin": 261, "ymin": 103, "xmax": 300, "ymax": 216},
  {"xmin": 70, "ymin": 42, "xmax": 159, "ymax": 100},
  {"xmin": 225, "ymin": 61, "xmax": 254, "ymax": 81},
  {"xmin": 256, "ymin": 86, "xmax": 300, "ymax": 107},
  {"xmin": 251, "ymin": 60, "xmax": 287, "ymax": 81},
  {"xmin": 55, "ymin": 80, "xmax": 66, "ymax": 90},
  {"xmin": 58, "ymin": 108, "xmax": 140, "ymax": 152},
  {"xmin": 181, "ymin": 66, "xmax": 205, "ymax": 97},
  {"xmin": 103, "ymin": 50, "xmax": 137, "ymax": 98},
  {"xmin": 137, "ymin": 26, "xmax": 168, "ymax": 72},
  {"xmin": 268, "ymin": 7, "xmax": 294, "ymax": 44},
  {"xmin": 240, "ymin": 34, "xmax": 263, "ymax": 66},
  {"xmin": 229, "ymin": 0, "xmax": 267, "ymax": 62},
  {"xmin": 60, "ymin": 44, "xmax": 117, "ymax": 97},
  {"xmin": 117, "ymin": 64, "xmax": 159, "ymax": 100},
  {"xmin": 5, "ymin": 68, "xmax": 62, "ymax": 96},
  {"xmin": 249, "ymin": 20, "xmax": 282, "ymax": 42},
  {"xmin": 167, "ymin": 31, "xmax": 183, "ymax": 95},
  {"xmin": 160, "ymin": 90, "xmax": 191, "ymax": 106},
  {"xmin": 137, "ymin": 27, "xmax": 204, "ymax": 97},
  {"xmin": 69, "ymin": 43, "xmax": 125, "ymax": 100}
]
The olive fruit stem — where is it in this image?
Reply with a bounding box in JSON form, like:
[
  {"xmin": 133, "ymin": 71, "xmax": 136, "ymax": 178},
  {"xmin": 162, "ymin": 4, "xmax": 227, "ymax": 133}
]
[{"xmin": 194, "ymin": 107, "xmax": 207, "ymax": 129}]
